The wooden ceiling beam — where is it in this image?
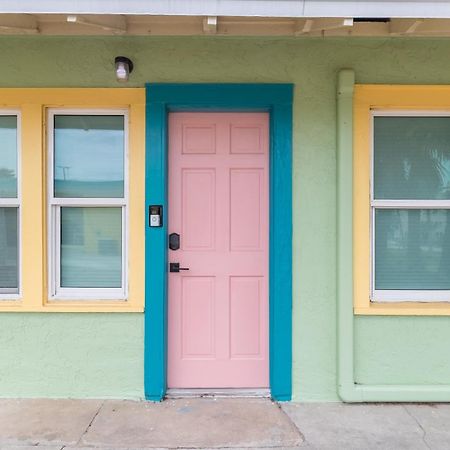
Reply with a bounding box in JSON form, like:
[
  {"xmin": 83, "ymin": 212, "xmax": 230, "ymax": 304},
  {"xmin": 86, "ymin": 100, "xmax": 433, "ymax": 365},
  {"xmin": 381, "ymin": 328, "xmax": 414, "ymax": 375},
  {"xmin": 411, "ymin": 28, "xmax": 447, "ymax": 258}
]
[
  {"xmin": 389, "ymin": 18, "xmax": 424, "ymax": 34},
  {"xmin": 0, "ymin": 14, "xmax": 39, "ymax": 34},
  {"xmin": 295, "ymin": 17, "xmax": 353, "ymax": 35},
  {"xmin": 66, "ymin": 14, "xmax": 127, "ymax": 34}
]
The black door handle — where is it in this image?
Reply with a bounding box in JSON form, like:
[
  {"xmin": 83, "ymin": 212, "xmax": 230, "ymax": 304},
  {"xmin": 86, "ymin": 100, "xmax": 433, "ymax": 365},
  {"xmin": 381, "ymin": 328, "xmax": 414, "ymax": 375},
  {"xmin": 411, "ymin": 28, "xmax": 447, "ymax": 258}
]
[{"xmin": 170, "ymin": 262, "xmax": 190, "ymax": 273}]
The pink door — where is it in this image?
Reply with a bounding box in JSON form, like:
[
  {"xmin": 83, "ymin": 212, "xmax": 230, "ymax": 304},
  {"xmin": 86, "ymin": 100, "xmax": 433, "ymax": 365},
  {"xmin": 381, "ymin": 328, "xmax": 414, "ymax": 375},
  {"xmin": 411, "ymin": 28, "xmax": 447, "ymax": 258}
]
[{"xmin": 168, "ymin": 112, "xmax": 269, "ymax": 389}]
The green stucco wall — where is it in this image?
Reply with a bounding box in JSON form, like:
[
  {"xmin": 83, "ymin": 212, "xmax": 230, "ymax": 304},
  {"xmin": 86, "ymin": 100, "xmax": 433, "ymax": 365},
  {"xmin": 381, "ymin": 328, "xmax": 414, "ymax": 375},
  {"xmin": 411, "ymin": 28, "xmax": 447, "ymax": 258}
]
[
  {"xmin": 0, "ymin": 314, "xmax": 143, "ymax": 398},
  {"xmin": 2, "ymin": 36, "xmax": 450, "ymax": 400}
]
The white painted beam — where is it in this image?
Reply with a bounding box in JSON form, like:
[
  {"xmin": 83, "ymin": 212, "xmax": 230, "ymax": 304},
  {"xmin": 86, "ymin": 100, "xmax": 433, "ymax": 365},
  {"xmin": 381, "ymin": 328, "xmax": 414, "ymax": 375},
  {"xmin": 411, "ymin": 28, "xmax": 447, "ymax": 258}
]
[
  {"xmin": 294, "ymin": 18, "xmax": 314, "ymax": 35},
  {"xmin": 203, "ymin": 16, "xmax": 217, "ymax": 34}
]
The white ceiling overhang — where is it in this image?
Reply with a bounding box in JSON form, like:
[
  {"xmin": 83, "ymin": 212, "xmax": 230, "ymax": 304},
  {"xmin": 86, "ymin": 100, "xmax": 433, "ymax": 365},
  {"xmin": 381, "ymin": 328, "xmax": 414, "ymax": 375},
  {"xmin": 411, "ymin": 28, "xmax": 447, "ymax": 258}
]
[
  {"xmin": 0, "ymin": 1, "xmax": 450, "ymax": 18},
  {"xmin": 1, "ymin": 1, "xmax": 450, "ymax": 36}
]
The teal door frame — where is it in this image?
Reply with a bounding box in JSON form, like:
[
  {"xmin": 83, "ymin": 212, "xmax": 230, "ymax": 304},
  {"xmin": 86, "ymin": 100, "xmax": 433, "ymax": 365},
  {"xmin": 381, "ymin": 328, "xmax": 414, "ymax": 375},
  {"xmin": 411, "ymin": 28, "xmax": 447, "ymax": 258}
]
[{"xmin": 145, "ymin": 83, "xmax": 293, "ymax": 401}]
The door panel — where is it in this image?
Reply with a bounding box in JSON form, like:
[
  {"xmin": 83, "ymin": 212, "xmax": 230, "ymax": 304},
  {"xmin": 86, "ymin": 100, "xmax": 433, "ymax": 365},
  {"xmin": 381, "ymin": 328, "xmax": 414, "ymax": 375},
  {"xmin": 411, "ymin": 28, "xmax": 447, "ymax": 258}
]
[
  {"xmin": 168, "ymin": 112, "xmax": 269, "ymax": 388},
  {"xmin": 230, "ymin": 169, "xmax": 264, "ymax": 251},
  {"xmin": 182, "ymin": 169, "xmax": 216, "ymax": 250},
  {"xmin": 230, "ymin": 276, "xmax": 264, "ymax": 358},
  {"xmin": 181, "ymin": 276, "xmax": 215, "ymax": 358}
]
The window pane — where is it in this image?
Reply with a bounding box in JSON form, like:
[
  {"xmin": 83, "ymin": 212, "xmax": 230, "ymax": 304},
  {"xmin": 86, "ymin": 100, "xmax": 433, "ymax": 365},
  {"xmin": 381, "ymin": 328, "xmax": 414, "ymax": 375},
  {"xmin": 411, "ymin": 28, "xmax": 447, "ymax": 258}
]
[
  {"xmin": 54, "ymin": 115, "xmax": 124, "ymax": 198},
  {"xmin": 0, "ymin": 207, "xmax": 18, "ymax": 291},
  {"xmin": 374, "ymin": 116, "xmax": 450, "ymax": 200},
  {"xmin": 0, "ymin": 116, "xmax": 17, "ymax": 198},
  {"xmin": 375, "ymin": 209, "xmax": 450, "ymax": 290},
  {"xmin": 60, "ymin": 207, "xmax": 122, "ymax": 288}
]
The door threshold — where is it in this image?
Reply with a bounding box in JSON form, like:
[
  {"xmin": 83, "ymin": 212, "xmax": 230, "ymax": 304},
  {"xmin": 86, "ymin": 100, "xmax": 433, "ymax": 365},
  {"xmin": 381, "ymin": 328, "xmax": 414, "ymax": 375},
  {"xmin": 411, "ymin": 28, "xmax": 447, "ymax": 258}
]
[{"xmin": 166, "ymin": 388, "xmax": 271, "ymax": 399}]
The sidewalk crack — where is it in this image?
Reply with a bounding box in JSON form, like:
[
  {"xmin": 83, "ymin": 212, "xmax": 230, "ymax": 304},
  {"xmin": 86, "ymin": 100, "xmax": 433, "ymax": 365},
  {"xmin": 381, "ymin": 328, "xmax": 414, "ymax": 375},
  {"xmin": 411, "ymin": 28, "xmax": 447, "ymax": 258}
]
[
  {"xmin": 403, "ymin": 405, "xmax": 431, "ymax": 450},
  {"xmin": 76, "ymin": 400, "xmax": 105, "ymax": 446},
  {"xmin": 276, "ymin": 402, "xmax": 308, "ymax": 447}
]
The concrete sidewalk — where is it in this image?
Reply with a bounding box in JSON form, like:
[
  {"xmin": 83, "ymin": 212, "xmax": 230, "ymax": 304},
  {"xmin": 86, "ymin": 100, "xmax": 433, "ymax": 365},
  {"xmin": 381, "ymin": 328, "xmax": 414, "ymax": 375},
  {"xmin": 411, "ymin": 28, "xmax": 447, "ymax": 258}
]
[{"xmin": 0, "ymin": 398, "xmax": 449, "ymax": 449}]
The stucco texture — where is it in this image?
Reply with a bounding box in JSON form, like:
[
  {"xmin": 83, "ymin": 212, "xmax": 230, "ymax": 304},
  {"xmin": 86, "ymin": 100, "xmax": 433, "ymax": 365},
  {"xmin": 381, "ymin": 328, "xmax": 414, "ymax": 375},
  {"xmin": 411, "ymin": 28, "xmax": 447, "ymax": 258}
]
[
  {"xmin": 1, "ymin": 36, "xmax": 450, "ymax": 400},
  {"xmin": 0, "ymin": 314, "xmax": 143, "ymax": 398}
]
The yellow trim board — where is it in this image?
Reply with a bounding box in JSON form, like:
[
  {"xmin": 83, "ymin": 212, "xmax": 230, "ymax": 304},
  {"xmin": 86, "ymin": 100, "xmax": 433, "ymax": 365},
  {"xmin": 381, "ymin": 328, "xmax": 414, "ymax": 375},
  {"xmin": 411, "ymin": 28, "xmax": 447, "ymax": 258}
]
[
  {"xmin": 356, "ymin": 302, "xmax": 450, "ymax": 316},
  {"xmin": 354, "ymin": 84, "xmax": 450, "ymax": 316},
  {"xmin": 0, "ymin": 88, "xmax": 145, "ymax": 313},
  {"xmin": 0, "ymin": 301, "xmax": 143, "ymax": 313}
]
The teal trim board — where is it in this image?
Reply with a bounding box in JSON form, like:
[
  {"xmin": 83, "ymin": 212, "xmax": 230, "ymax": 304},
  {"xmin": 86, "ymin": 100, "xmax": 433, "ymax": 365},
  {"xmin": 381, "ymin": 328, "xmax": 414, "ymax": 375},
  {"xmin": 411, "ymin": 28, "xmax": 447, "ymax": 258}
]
[{"xmin": 145, "ymin": 84, "xmax": 293, "ymax": 401}]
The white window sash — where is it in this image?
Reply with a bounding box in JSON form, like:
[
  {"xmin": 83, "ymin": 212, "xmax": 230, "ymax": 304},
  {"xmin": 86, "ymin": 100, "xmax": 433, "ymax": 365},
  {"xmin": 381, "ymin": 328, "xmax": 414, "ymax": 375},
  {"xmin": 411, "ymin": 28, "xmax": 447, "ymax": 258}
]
[
  {"xmin": 370, "ymin": 110, "xmax": 450, "ymax": 302},
  {"xmin": 373, "ymin": 290, "xmax": 450, "ymax": 302},
  {"xmin": 47, "ymin": 109, "xmax": 129, "ymax": 301},
  {"xmin": 49, "ymin": 198, "xmax": 126, "ymax": 206},
  {"xmin": 0, "ymin": 110, "xmax": 21, "ymax": 299},
  {"xmin": 372, "ymin": 200, "xmax": 450, "ymax": 209}
]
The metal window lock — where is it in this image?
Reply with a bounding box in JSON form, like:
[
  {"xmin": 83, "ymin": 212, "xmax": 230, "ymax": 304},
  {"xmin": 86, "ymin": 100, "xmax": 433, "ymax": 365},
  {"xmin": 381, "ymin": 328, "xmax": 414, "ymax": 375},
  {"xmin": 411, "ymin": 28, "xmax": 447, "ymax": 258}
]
[{"xmin": 149, "ymin": 205, "xmax": 163, "ymax": 227}]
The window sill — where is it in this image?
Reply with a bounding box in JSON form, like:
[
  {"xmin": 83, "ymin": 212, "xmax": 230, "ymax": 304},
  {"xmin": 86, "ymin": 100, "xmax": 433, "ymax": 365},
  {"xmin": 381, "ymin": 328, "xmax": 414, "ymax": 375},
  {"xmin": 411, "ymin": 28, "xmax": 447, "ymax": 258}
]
[
  {"xmin": 0, "ymin": 294, "xmax": 21, "ymax": 301},
  {"xmin": 0, "ymin": 300, "xmax": 144, "ymax": 313},
  {"xmin": 50, "ymin": 293, "xmax": 127, "ymax": 301},
  {"xmin": 355, "ymin": 302, "xmax": 450, "ymax": 316}
]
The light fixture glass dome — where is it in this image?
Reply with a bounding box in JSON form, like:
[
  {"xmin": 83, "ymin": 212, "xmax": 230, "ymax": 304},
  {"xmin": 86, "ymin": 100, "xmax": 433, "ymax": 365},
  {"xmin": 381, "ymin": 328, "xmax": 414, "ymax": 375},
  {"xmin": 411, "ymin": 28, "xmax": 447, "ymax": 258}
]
[{"xmin": 115, "ymin": 56, "xmax": 134, "ymax": 82}]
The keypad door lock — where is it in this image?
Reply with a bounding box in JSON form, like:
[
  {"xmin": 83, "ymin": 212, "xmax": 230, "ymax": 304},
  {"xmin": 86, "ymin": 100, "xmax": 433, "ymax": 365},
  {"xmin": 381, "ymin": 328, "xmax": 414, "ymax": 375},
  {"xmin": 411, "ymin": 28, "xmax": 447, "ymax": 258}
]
[{"xmin": 169, "ymin": 233, "xmax": 180, "ymax": 250}]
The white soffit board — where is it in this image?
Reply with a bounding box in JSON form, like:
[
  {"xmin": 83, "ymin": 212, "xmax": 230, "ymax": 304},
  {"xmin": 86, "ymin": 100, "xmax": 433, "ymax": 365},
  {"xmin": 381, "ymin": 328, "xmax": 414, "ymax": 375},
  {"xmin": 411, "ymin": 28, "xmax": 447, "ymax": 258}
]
[
  {"xmin": 1, "ymin": 1, "xmax": 450, "ymax": 19},
  {"xmin": 304, "ymin": 1, "xmax": 450, "ymax": 18}
]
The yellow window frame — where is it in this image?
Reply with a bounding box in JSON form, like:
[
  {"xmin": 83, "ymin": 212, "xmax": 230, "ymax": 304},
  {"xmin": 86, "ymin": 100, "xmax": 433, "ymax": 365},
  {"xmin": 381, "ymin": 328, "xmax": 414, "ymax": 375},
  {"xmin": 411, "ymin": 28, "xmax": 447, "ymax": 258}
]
[
  {"xmin": 354, "ymin": 85, "xmax": 450, "ymax": 316},
  {"xmin": 0, "ymin": 88, "xmax": 145, "ymax": 312}
]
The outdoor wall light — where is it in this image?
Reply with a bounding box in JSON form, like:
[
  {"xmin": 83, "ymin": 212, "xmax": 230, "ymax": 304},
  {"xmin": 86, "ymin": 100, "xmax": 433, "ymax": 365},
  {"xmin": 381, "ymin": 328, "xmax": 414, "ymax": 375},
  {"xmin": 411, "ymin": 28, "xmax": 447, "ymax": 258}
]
[{"xmin": 115, "ymin": 56, "xmax": 134, "ymax": 82}]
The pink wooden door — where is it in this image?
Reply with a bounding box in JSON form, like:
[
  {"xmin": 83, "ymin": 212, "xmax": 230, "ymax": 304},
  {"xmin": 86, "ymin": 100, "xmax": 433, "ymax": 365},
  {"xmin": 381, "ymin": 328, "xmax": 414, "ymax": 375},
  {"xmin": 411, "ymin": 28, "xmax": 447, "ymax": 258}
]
[{"xmin": 168, "ymin": 112, "xmax": 269, "ymax": 389}]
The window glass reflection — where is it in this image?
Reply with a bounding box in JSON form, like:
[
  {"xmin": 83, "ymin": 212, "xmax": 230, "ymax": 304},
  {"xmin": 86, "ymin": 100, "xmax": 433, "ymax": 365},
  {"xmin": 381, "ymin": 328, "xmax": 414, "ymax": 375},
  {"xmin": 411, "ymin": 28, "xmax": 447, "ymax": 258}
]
[
  {"xmin": 0, "ymin": 116, "xmax": 17, "ymax": 199},
  {"xmin": 54, "ymin": 115, "xmax": 124, "ymax": 198},
  {"xmin": 0, "ymin": 207, "xmax": 18, "ymax": 291},
  {"xmin": 375, "ymin": 209, "xmax": 450, "ymax": 290},
  {"xmin": 374, "ymin": 117, "xmax": 450, "ymax": 200},
  {"xmin": 60, "ymin": 207, "xmax": 122, "ymax": 288}
]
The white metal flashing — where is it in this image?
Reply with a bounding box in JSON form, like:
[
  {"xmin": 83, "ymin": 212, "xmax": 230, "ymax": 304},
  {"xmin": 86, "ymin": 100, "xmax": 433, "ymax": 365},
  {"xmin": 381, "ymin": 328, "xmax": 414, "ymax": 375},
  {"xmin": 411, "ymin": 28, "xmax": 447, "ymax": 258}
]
[
  {"xmin": 1, "ymin": 1, "xmax": 450, "ymax": 19},
  {"xmin": 166, "ymin": 388, "xmax": 271, "ymax": 398}
]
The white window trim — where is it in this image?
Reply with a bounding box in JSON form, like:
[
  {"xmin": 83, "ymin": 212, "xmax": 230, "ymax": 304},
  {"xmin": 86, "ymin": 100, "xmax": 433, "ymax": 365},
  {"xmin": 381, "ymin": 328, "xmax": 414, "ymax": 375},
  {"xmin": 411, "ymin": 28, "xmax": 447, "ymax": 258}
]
[
  {"xmin": 370, "ymin": 110, "xmax": 450, "ymax": 303},
  {"xmin": 0, "ymin": 110, "xmax": 21, "ymax": 300},
  {"xmin": 47, "ymin": 108, "xmax": 129, "ymax": 301}
]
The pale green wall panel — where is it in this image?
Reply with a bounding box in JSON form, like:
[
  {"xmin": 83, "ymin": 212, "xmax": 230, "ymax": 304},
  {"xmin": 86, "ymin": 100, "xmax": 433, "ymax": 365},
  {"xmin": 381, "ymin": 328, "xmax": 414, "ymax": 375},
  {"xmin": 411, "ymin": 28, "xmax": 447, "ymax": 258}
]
[
  {"xmin": 0, "ymin": 314, "xmax": 144, "ymax": 398},
  {"xmin": 355, "ymin": 317, "xmax": 450, "ymax": 385},
  {"xmin": 1, "ymin": 37, "xmax": 450, "ymax": 400}
]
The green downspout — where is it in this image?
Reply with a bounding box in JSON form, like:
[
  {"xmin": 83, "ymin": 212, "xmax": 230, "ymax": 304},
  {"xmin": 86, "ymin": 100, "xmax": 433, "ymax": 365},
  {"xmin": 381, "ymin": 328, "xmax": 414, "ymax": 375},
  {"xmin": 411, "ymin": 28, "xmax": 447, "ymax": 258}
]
[{"xmin": 336, "ymin": 69, "xmax": 450, "ymax": 402}]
